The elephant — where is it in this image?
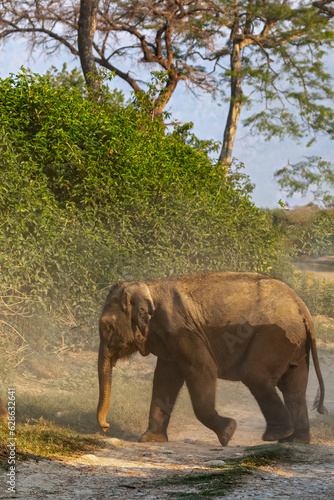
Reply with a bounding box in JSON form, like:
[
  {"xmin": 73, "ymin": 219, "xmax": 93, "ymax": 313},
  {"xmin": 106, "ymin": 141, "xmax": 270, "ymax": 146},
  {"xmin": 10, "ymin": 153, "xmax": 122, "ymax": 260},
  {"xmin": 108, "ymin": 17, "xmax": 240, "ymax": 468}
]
[{"xmin": 97, "ymin": 272, "xmax": 326, "ymax": 446}]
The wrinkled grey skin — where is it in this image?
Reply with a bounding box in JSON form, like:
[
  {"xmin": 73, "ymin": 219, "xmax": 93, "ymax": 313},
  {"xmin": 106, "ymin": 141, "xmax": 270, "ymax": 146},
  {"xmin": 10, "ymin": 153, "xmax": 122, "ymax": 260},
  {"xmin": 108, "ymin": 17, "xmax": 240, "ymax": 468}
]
[{"xmin": 97, "ymin": 272, "xmax": 326, "ymax": 446}]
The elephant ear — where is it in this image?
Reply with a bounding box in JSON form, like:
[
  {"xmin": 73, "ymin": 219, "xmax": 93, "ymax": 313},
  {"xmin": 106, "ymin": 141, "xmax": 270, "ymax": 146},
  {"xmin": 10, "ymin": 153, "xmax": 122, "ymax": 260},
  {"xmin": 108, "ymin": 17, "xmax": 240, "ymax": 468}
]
[{"xmin": 121, "ymin": 283, "xmax": 154, "ymax": 355}]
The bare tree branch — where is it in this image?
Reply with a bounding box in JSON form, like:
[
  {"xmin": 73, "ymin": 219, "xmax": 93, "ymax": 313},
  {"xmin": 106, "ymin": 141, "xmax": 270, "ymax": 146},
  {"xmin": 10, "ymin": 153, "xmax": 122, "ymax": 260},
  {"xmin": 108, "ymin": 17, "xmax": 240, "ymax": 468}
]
[{"xmin": 0, "ymin": 0, "xmax": 333, "ymax": 162}]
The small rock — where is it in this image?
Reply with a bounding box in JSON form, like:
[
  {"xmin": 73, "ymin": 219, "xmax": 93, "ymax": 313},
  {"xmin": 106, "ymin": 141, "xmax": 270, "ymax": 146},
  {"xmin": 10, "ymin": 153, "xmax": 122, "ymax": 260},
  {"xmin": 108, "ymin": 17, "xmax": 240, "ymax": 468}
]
[
  {"xmin": 206, "ymin": 460, "xmax": 226, "ymax": 466},
  {"xmin": 142, "ymin": 452, "xmax": 156, "ymax": 457},
  {"xmin": 107, "ymin": 437, "xmax": 123, "ymax": 446},
  {"xmin": 160, "ymin": 449, "xmax": 175, "ymax": 455}
]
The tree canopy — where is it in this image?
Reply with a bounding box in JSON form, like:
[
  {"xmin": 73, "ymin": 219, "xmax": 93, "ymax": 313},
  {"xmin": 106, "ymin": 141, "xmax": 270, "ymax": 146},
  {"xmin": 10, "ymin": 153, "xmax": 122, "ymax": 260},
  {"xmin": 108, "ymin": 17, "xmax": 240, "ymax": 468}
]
[
  {"xmin": 275, "ymin": 156, "xmax": 334, "ymax": 207},
  {"xmin": 1, "ymin": 1, "xmax": 333, "ymax": 165}
]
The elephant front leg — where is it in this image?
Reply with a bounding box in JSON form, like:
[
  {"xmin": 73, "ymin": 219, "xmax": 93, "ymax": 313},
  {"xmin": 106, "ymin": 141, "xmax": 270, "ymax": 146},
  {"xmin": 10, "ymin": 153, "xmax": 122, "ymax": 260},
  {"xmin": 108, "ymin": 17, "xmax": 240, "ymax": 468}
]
[
  {"xmin": 140, "ymin": 358, "xmax": 184, "ymax": 443},
  {"xmin": 185, "ymin": 361, "xmax": 236, "ymax": 446}
]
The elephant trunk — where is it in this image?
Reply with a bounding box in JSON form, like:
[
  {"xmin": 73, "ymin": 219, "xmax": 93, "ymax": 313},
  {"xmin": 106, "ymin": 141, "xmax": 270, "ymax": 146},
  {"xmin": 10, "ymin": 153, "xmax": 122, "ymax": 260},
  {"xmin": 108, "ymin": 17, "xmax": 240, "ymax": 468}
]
[{"xmin": 97, "ymin": 344, "xmax": 113, "ymax": 432}]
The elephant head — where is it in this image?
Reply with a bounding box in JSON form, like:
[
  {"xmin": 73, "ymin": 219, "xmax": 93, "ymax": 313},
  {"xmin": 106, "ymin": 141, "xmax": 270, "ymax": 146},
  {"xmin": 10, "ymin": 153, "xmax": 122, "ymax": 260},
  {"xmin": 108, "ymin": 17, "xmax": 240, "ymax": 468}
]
[{"xmin": 97, "ymin": 281, "xmax": 154, "ymax": 431}]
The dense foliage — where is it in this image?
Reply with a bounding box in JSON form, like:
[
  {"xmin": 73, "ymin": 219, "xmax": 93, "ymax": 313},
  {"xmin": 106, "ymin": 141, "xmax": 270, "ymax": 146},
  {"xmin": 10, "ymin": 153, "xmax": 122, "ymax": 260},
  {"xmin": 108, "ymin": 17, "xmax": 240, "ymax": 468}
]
[
  {"xmin": 268, "ymin": 205, "xmax": 334, "ymax": 319},
  {"xmin": 275, "ymin": 157, "xmax": 334, "ymax": 208},
  {"xmin": 1, "ymin": 70, "xmax": 334, "ymax": 352},
  {"xmin": 0, "ymin": 71, "xmax": 283, "ymax": 329},
  {"xmin": 272, "ymin": 206, "xmax": 334, "ymax": 256}
]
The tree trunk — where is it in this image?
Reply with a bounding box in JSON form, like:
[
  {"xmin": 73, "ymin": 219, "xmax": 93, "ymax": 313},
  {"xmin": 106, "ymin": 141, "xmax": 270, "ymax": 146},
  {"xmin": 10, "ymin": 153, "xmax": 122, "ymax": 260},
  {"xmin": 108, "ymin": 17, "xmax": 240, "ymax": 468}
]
[
  {"xmin": 219, "ymin": 42, "xmax": 243, "ymax": 170},
  {"xmin": 154, "ymin": 71, "xmax": 179, "ymax": 118},
  {"xmin": 97, "ymin": 344, "xmax": 113, "ymax": 432},
  {"xmin": 78, "ymin": 0, "xmax": 101, "ymax": 97}
]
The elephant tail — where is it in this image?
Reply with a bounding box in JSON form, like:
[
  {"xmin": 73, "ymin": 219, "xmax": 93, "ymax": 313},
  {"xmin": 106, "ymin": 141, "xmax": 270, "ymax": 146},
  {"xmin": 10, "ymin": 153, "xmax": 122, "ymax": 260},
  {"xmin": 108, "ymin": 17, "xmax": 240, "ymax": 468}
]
[{"xmin": 304, "ymin": 317, "xmax": 327, "ymax": 415}]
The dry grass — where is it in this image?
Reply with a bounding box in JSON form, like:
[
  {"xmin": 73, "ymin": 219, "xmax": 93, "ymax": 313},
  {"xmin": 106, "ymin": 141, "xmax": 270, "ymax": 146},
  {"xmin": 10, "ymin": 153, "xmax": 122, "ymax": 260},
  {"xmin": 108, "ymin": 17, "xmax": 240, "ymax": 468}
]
[
  {"xmin": 310, "ymin": 412, "xmax": 334, "ymax": 445},
  {"xmin": 315, "ymin": 316, "xmax": 334, "ymax": 343},
  {"xmin": 0, "ymin": 418, "xmax": 105, "ymax": 467}
]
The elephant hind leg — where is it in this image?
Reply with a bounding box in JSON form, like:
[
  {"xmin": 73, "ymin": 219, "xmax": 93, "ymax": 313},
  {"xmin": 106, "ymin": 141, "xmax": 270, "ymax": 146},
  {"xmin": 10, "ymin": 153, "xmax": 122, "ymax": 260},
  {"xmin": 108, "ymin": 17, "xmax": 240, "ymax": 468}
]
[
  {"xmin": 277, "ymin": 362, "xmax": 310, "ymax": 444},
  {"xmin": 245, "ymin": 377, "xmax": 294, "ymax": 442},
  {"xmin": 241, "ymin": 325, "xmax": 297, "ymax": 441}
]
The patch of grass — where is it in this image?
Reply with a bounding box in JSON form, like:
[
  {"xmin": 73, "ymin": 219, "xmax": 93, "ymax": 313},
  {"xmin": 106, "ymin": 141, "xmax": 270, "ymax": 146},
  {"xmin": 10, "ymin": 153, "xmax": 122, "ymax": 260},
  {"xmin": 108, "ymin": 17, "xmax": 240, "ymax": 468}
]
[
  {"xmin": 314, "ymin": 316, "xmax": 334, "ymax": 343},
  {"xmin": 0, "ymin": 417, "xmax": 104, "ymax": 467},
  {"xmin": 162, "ymin": 444, "xmax": 300, "ymax": 498},
  {"xmin": 164, "ymin": 466, "xmax": 250, "ymax": 498},
  {"xmin": 239, "ymin": 444, "xmax": 295, "ymax": 467},
  {"xmin": 310, "ymin": 412, "xmax": 334, "ymax": 444}
]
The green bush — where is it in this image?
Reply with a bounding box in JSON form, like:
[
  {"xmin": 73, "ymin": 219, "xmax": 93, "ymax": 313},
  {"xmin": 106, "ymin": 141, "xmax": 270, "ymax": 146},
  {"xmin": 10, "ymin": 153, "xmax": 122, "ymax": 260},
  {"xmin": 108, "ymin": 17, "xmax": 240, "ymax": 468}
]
[
  {"xmin": 270, "ymin": 206, "xmax": 334, "ymax": 256},
  {"xmin": 286, "ymin": 272, "xmax": 334, "ymax": 318},
  {"xmin": 0, "ymin": 70, "xmax": 285, "ymax": 348},
  {"xmin": 299, "ymin": 212, "xmax": 334, "ymax": 256}
]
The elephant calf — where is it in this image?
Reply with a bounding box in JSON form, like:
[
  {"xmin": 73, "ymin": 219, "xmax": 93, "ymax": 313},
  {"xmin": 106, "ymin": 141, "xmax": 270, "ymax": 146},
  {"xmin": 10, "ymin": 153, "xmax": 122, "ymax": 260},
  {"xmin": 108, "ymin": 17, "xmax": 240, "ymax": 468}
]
[{"xmin": 97, "ymin": 272, "xmax": 326, "ymax": 446}]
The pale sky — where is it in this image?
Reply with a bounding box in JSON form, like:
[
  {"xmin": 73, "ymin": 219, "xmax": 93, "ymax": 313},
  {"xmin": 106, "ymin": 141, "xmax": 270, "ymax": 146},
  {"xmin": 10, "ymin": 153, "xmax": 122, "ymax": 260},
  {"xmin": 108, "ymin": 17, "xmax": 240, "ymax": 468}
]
[{"xmin": 1, "ymin": 39, "xmax": 333, "ymax": 209}]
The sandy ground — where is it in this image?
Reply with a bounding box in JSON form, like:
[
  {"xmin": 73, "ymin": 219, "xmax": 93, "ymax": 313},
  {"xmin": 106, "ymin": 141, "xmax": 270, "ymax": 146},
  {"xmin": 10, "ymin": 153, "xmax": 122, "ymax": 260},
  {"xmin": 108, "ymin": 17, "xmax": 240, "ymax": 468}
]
[
  {"xmin": 3, "ymin": 439, "xmax": 333, "ymax": 499},
  {"xmin": 1, "ymin": 349, "xmax": 333, "ymax": 500}
]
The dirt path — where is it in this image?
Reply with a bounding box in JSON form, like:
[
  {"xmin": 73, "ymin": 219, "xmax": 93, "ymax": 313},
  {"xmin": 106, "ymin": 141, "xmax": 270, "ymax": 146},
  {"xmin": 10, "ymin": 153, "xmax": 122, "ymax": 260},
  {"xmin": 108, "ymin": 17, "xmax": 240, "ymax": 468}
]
[
  {"xmin": 1, "ymin": 355, "xmax": 333, "ymax": 500},
  {"xmin": 1, "ymin": 345, "xmax": 333, "ymax": 499},
  {"xmin": 2, "ymin": 432, "xmax": 333, "ymax": 499}
]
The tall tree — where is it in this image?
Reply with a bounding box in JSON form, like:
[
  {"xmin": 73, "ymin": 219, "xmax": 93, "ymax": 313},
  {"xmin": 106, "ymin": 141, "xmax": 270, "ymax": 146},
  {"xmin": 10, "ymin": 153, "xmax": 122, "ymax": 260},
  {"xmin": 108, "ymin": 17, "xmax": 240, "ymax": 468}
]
[
  {"xmin": 0, "ymin": 1, "xmax": 217, "ymax": 112},
  {"xmin": 206, "ymin": 0, "xmax": 334, "ymax": 164},
  {"xmin": 0, "ymin": 1, "xmax": 333, "ymax": 166},
  {"xmin": 78, "ymin": 0, "xmax": 101, "ymax": 95}
]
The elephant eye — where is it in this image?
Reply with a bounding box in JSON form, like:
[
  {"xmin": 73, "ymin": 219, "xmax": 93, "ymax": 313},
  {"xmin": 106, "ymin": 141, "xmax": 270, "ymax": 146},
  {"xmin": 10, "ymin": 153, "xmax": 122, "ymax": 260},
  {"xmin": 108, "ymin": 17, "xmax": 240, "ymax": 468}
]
[{"xmin": 100, "ymin": 314, "xmax": 117, "ymax": 335}]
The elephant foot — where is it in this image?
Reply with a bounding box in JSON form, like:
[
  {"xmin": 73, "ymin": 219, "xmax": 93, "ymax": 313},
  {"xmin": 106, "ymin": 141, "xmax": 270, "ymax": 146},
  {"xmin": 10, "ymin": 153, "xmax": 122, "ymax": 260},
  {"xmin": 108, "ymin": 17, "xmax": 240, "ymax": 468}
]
[
  {"xmin": 262, "ymin": 424, "xmax": 294, "ymax": 442},
  {"xmin": 217, "ymin": 418, "xmax": 237, "ymax": 446},
  {"xmin": 279, "ymin": 431, "xmax": 310, "ymax": 444},
  {"xmin": 139, "ymin": 430, "xmax": 168, "ymax": 443}
]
